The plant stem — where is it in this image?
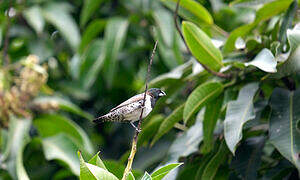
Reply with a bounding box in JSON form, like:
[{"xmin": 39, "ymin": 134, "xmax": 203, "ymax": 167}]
[
  {"xmin": 173, "ymin": 0, "xmax": 231, "ymax": 79},
  {"xmin": 121, "ymin": 40, "xmax": 158, "ymax": 180}
]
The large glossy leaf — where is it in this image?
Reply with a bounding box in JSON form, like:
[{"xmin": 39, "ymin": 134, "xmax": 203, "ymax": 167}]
[
  {"xmin": 80, "ymin": 0, "xmax": 104, "ymax": 27},
  {"xmin": 42, "ymin": 134, "xmax": 80, "ymax": 175},
  {"xmin": 102, "ymin": 17, "xmax": 128, "ymax": 88},
  {"xmin": 138, "ymin": 115, "xmax": 164, "ymax": 147},
  {"xmin": 182, "ymin": 21, "xmax": 223, "ymax": 71},
  {"xmin": 42, "ymin": 3, "xmax": 80, "ymax": 51},
  {"xmin": 2, "ymin": 117, "xmax": 31, "ymax": 180},
  {"xmin": 224, "ymin": 82, "xmax": 259, "ymax": 154},
  {"xmin": 269, "ymin": 88, "xmax": 300, "ymax": 171},
  {"xmin": 23, "ymin": 6, "xmax": 45, "ymax": 34},
  {"xmin": 79, "ymin": 19, "xmax": 106, "ymax": 54},
  {"xmin": 78, "ymin": 151, "xmax": 118, "ymax": 180},
  {"xmin": 202, "ymin": 97, "xmax": 223, "ymax": 154},
  {"xmin": 34, "ymin": 114, "xmax": 94, "ymax": 154},
  {"xmin": 202, "ymin": 141, "xmax": 229, "ymax": 180},
  {"xmin": 151, "ymin": 104, "xmax": 184, "ymax": 146},
  {"xmin": 245, "ymin": 48, "xmax": 277, "ymax": 73},
  {"xmin": 231, "ymin": 137, "xmax": 265, "ymax": 179},
  {"xmin": 32, "ymin": 96, "xmax": 93, "ymax": 120},
  {"xmin": 161, "ymin": 0, "xmax": 213, "ymax": 25},
  {"xmin": 151, "ymin": 163, "xmax": 182, "ymax": 180},
  {"xmin": 183, "ymin": 82, "xmax": 223, "ymax": 123}
]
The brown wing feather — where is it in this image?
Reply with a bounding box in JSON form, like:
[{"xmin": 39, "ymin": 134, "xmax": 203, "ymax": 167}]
[{"xmin": 109, "ymin": 93, "xmax": 145, "ymax": 112}]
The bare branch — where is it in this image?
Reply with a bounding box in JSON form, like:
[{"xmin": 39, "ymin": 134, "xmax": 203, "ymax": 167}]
[
  {"xmin": 122, "ymin": 40, "xmax": 158, "ymax": 180},
  {"xmin": 173, "ymin": 0, "xmax": 231, "ymax": 79}
]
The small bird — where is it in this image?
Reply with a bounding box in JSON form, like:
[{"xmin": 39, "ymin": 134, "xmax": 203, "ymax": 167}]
[{"xmin": 93, "ymin": 88, "xmax": 166, "ymax": 131}]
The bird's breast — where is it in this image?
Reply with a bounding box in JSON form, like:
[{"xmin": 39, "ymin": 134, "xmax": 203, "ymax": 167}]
[{"xmin": 142, "ymin": 95, "xmax": 153, "ymax": 118}]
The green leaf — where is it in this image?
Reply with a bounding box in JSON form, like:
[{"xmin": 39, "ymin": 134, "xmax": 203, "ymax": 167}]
[
  {"xmin": 255, "ymin": 0, "xmax": 293, "ymax": 23},
  {"xmin": 79, "ymin": 19, "xmax": 106, "ymax": 54},
  {"xmin": 151, "ymin": 163, "xmax": 183, "ymax": 180},
  {"xmin": 245, "ymin": 48, "xmax": 277, "ymax": 73},
  {"xmin": 80, "ymin": 40, "xmax": 105, "ymax": 89},
  {"xmin": 42, "ymin": 134, "xmax": 80, "ymax": 175},
  {"xmin": 138, "ymin": 115, "xmax": 164, "ymax": 147},
  {"xmin": 78, "ymin": 151, "xmax": 118, "ymax": 180},
  {"xmin": 202, "ymin": 141, "xmax": 229, "ymax": 180},
  {"xmin": 229, "ymin": 0, "xmax": 274, "ymax": 7},
  {"xmin": 42, "ymin": 3, "xmax": 80, "ymax": 51},
  {"xmin": 2, "ymin": 117, "xmax": 31, "ymax": 180},
  {"xmin": 168, "ymin": 114, "xmax": 204, "ymax": 161},
  {"xmin": 224, "ymin": 0, "xmax": 293, "ymax": 53},
  {"xmin": 278, "ymin": 0, "xmax": 298, "ymax": 45},
  {"xmin": 223, "ymin": 24, "xmax": 255, "ymax": 54},
  {"xmin": 127, "ymin": 172, "xmax": 135, "ymax": 180},
  {"xmin": 224, "ymin": 82, "xmax": 259, "ymax": 154},
  {"xmin": 183, "ymin": 82, "xmax": 224, "ymax": 123},
  {"xmin": 152, "ymin": 8, "xmax": 183, "ymax": 68},
  {"xmin": 32, "ymin": 96, "xmax": 93, "ymax": 120},
  {"xmin": 141, "ymin": 172, "xmax": 152, "ymax": 180},
  {"xmin": 88, "ymin": 152, "xmax": 107, "ymax": 170},
  {"xmin": 202, "ymin": 97, "xmax": 223, "ymax": 154},
  {"xmin": 151, "ymin": 104, "xmax": 184, "ymax": 146},
  {"xmin": 103, "ymin": 17, "xmax": 129, "ymax": 88},
  {"xmin": 275, "ymin": 46, "xmax": 300, "ymax": 78},
  {"xmin": 34, "ymin": 114, "xmax": 94, "ymax": 154},
  {"xmin": 231, "ymin": 137, "xmax": 265, "ymax": 179},
  {"xmin": 269, "ymin": 88, "xmax": 300, "ymax": 171},
  {"xmin": 195, "ymin": 154, "xmax": 215, "ymax": 179},
  {"xmin": 103, "ymin": 160, "xmax": 127, "ymax": 179},
  {"xmin": 80, "ymin": 0, "xmax": 104, "ymax": 27},
  {"xmin": 161, "ymin": 0, "xmax": 213, "ymax": 25},
  {"xmin": 287, "ymin": 23, "xmax": 300, "ymax": 51},
  {"xmin": 23, "ymin": 6, "xmax": 45, "ymax": 34},
  {"xmin": 148, "ymin": 61, "xmax": 192, "ymax": 88},
  {"xmin": 182, "ymin": 21, "xmax": 223, "ymax": 71}
]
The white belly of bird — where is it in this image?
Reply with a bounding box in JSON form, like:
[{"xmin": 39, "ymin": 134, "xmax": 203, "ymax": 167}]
[{"xmin": 128, "ymin": 95, "xmax": 152, "ymax": 122}]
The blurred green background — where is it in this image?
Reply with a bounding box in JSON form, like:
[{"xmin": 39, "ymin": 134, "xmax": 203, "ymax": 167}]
[{"xmin": 1, "ymin": 0, "xmax": 300, "ymax": 179}]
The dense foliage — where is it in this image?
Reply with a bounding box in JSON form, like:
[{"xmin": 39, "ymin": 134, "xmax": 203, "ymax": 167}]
[{"xmin": 0, "ymin": 0, "xmax": 300, "ymax": 179}]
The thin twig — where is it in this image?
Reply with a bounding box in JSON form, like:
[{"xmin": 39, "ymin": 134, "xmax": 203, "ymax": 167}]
[
  {"xmin": 121, "ymin": 40, "xmax": 158, "ymax": 180},
  {"xmin": 174, "ymin": 0, "xmax": 231, "ymax": 79}
]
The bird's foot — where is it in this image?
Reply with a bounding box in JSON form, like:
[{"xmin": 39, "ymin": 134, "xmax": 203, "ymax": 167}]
[{"xmin": 130, "ymin": 122, "xmax": 141, "ymax": 132}]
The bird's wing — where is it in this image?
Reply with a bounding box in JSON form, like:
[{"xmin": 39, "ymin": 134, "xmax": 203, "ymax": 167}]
[{"xmin": 110, "ymin": 93, "xmax": 145, "ymax": 112}]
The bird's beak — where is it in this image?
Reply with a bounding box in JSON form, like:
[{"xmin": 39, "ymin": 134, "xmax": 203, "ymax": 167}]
[{"xmin": 159, "ymin": 91, "xmax": 166, "ymax": 97}]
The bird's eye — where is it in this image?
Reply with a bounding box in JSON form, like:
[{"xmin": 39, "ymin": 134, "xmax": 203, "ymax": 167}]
[{"xmin": 158, "ymin": 91, "xmax": 166, "ymax": 97}]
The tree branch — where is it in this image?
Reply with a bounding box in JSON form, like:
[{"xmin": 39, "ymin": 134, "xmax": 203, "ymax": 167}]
[
  {"xmin": 121, "ymin": 40, "xmax": 158, "ymax": 180},
  {"xmin": 173, "ymin": 0, "xmax": 231, "ymax": 79}
]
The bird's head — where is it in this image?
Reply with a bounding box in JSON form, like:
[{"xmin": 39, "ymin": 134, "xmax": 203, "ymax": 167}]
[{"xmin": 147, "ymin": 88, "xmax": 166, "ymax": 100}]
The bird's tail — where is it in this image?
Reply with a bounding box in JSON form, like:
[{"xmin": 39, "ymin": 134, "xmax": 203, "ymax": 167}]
[
  {"xmin": 93, "ymin": 115, "xmax": 110, "ymax": 124},
  {"xmin": 93, "ymin": 113, "xmax": 124, "ymax": 124}
]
